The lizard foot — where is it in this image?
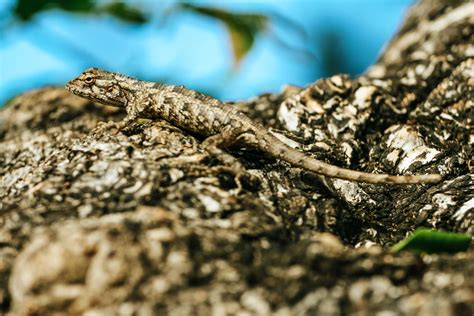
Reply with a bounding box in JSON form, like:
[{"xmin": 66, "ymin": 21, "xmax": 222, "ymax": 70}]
[
  {"xmin": 202, "ymin": 127, "xmax": 259, "ymax": 193},
  {"xmin": 210, "ymin": 166, "xmax": 258, "ymax": 194},
  {"xmin": 93, "ymin": 120, "xmax": 123, "ymax": 135}
]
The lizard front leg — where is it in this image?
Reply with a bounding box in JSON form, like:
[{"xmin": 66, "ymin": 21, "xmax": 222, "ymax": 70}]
[
  {"xmin": 98, "ymin": 98, "xmax": 152, "ymax": 135},
  {"xmin": 93, "ymin": 113, "xmax": 139, "ymax": 136}
]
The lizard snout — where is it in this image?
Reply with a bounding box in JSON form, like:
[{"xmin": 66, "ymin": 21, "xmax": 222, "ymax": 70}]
[{"xmin": 65, "ymin": 78, "xmax": 83, "ymax": 93}]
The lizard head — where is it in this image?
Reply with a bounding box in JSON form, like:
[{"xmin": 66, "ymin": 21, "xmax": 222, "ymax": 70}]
[{"xmin": 66, "ymin": 68, "xmax": 133, "ymax": 108}]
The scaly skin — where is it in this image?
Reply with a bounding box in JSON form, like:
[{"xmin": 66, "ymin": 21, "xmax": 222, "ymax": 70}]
[{"xmin": 66, "ymin": 68, "xmax": 442, "ymax": 184}]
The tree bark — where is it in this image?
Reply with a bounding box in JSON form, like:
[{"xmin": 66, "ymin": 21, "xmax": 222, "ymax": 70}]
[{"xmin": 0, "ymin": 0, "xmax": 472, "ymax": 315}]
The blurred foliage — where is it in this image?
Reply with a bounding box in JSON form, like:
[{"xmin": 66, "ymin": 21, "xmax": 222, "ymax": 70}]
[
  {"xmin": 8, "ymin": 0, "xmax": 305, "ymax": 66},
  {"xmin": 13, "ymin": 0, "xmax": 148, "ymax": 24},
  {"xmin": 99, "ymin": 2, "xmax": 148, "ymax": 24},
  {"xmin": 176, "ymin": 3, "xmax": 268, "ymax": 65},
  {"xmin": 13, "ymin": 0, "xmax": 95, "ymax": 20},
  {"xmin": 391, "ymin": 228, "xmax": 471, "ymax": 254}
]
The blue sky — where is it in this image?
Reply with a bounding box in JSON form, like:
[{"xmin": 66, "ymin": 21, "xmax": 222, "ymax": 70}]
[{"xmin": 0, "ymin": 0, "xmax": 413, "ymax": 105}]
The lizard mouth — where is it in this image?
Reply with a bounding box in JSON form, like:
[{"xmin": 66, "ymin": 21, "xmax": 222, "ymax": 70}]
[
  {"xmin": 65, "ymin": 81, "xmax": 83, "ymax": 95},
  {"xmin": 65, "ymin": 82, "xmax": 124, "ymax": 107},
  {"xmin": 65, "ymin": 82, "xmax": 95, "ymax": 102},
  {"xmin": 65, "ymin": 81, "xmax": 93, "ymax": 99}
]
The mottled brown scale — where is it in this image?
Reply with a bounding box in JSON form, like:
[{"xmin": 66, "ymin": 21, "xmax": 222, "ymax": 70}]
[{"xmin": 66, "ymin": 68, "xmax": 443, "ymax": 184}]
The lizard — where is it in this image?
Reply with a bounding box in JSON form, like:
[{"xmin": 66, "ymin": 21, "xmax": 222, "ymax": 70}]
[{"xmin": 65, "ymin": 68, "xmax": 442, "ymax": 184}]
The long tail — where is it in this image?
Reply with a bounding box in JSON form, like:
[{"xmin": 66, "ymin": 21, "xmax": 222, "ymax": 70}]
[{"xmin": 264, "ymin": 133, "xmax": 442, "ymax": 184}]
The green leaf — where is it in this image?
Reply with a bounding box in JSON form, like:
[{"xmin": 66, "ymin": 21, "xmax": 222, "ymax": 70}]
[
  {"xmin": 177, "ymin": 3, "xmax": 268, "ymax": 65},
  {"xmin": 391, "ymin": 228, "xmax": 471, "ymax": 254},
  {"xmin": 13, "ymin": 0, "xmax": 147, "ymax": 24},
  {"xmin": 13, "ymin": 0, "xmax": 95, "ymax": 21},
  {"xmin": 99, "ymin": 2, "xmax": 148, "ymax": 24}
]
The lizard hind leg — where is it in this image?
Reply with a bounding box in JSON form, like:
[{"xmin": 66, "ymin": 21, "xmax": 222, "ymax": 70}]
[
  {"xmin": 201, "ymin": 127, "xmax": 255, "ymax": 164},
  {"xmin": 202, "ymin": 127, "xmax": 256, "ymax": 191}
]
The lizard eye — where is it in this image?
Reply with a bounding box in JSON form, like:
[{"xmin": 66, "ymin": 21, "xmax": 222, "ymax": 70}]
[
  {"xmin": 84, "ymin": 76, "xmax": 94, "ymax": 84},
  {"xmin": 107, "ymin": 86, "xmax": 115, "ymax": 93}
]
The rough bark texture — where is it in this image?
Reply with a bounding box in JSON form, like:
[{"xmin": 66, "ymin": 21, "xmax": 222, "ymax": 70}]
[{"xmin": 0, "ymin": 0, "xmax": 473, "ymax": 315}]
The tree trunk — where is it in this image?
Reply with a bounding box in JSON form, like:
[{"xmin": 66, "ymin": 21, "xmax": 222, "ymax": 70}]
[{"xmin": 1, "ymin": 0, "xmax": 472, "ymax": 315}]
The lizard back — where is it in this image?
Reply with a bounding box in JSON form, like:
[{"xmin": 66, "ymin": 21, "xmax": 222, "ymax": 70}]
[{"xmin": 146, "ymin": 84, "xmax": 248, "ymax": 136}]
